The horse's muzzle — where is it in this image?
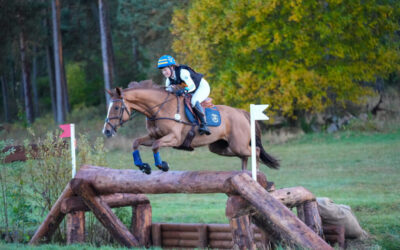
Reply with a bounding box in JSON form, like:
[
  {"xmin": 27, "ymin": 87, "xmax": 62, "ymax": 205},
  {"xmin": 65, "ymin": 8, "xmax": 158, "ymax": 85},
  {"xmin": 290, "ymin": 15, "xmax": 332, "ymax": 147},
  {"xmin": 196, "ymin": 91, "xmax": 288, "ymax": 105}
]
[{"xmin": 103, "ymin": 129, "xmax": 113, "ymax": 138}]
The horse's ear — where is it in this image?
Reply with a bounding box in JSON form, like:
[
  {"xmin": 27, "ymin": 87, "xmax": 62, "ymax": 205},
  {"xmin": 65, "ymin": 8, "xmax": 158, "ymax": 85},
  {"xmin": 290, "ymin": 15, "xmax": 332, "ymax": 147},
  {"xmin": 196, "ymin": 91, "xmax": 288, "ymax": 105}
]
[
  {"xmin": 106, "ymin": 89, "xmax": 113, "ymax": 96},
  {"xmin": 116, "ymin": 87, "xmax": 122, "ymax": 98}
]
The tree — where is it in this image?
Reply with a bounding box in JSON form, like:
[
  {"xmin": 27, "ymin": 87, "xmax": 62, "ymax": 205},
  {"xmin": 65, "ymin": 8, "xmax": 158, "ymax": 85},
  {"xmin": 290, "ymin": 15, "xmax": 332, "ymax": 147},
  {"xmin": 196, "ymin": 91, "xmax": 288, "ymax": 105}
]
[
  {"xmin": 172, "ymin": 0, "xmax": 400, "ymax": 119},
  {"xmin": 116, "ymin": 0, "xmax": 182, "ymax": 83},
  {"xmin": 19, "ymin": 30, "xmax": 34, "ymax": 124},
  {"xmin": 98, "ymin": 0, "xmax": 115, "ymax": 106},
  {"xmin": 51, "ymin": 0, "xmax": 67, "ymax": 124}
]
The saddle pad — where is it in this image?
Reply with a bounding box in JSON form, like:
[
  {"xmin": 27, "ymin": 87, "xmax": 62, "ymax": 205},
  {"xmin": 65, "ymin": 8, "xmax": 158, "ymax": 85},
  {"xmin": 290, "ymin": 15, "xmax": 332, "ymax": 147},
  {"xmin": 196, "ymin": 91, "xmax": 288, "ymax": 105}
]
[
  {"xmin": 205, "ymin": 106, "xmax": 221, "ymax": 126},
  {"xmin": 184, "ymin": 105, "xmax": 221, "ymax": 127}
]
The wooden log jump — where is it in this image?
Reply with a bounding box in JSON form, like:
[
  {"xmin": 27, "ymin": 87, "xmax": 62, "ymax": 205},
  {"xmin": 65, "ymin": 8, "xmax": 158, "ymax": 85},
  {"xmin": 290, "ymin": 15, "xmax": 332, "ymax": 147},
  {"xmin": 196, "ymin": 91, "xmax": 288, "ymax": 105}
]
[{"xmin": 30, "ymin": 165, "xmax": 331, "ymax": 249}]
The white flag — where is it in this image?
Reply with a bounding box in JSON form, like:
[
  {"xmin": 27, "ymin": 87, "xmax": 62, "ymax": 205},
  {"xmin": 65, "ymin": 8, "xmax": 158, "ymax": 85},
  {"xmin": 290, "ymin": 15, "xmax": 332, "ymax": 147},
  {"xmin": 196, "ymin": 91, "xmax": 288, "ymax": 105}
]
[{"xmin": 250, "ymin": 104, "xmax": 269, "ymax": 121}]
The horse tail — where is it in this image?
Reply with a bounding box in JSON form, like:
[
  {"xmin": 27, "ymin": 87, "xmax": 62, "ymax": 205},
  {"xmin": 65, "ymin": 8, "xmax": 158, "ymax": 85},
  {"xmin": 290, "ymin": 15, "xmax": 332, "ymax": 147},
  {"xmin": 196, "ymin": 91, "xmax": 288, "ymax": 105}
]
[
  {"xmin": 241, "ymin": 110, "xmax": 280, "ymax": 169},
  {"xmin": 256, "ymin": 135, "xmax": 280, "ymax": 169}
]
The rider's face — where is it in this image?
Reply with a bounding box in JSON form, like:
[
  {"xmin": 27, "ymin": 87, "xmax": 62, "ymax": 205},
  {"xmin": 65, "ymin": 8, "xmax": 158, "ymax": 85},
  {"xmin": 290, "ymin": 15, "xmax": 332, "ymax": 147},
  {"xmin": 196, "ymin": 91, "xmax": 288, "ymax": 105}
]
[{"xmin": 161, "ymin": 67, "xmax": 172, "ymax": 78}]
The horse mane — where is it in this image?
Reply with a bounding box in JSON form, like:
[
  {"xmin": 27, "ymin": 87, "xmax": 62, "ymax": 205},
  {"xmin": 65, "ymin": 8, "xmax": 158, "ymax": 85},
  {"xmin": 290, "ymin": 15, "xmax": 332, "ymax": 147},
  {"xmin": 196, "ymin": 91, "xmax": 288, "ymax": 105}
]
[{"xmin": 126, "ymin": 79, "xmax": 165, "ymax": 92}]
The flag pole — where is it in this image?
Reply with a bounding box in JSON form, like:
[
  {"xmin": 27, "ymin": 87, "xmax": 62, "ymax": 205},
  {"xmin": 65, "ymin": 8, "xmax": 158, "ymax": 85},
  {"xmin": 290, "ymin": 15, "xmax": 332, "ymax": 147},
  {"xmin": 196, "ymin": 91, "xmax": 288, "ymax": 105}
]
[
  {"xmin": 250, "ymin": 105, "xmax": 257, "ymax": 181},
  {"xmin": 70, "ymin": 124, "xmax": 76, "ymax": 178},
  {"xmin": 250, "ymin": 104, "xmax": 269, "ymax": 181}
]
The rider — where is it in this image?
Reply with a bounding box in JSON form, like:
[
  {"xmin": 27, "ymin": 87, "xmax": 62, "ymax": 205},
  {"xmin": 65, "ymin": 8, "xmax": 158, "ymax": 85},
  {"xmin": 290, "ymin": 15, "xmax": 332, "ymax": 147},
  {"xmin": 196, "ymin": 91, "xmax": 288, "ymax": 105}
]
[{"xmin": 157, "ymin": 55, "xmax": 211, "ymax": 135}]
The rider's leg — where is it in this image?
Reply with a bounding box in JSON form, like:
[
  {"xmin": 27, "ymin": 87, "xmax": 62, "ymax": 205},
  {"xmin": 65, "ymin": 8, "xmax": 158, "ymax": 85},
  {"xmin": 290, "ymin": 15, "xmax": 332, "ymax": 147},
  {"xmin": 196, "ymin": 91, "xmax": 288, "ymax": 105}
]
[
  {"xmin": 191, "ymin": 79, "xmax": 211, "ymax": 135},
  {"xmin": 193, "ymin": 101, "xmax": 211, "ymax": 135}
]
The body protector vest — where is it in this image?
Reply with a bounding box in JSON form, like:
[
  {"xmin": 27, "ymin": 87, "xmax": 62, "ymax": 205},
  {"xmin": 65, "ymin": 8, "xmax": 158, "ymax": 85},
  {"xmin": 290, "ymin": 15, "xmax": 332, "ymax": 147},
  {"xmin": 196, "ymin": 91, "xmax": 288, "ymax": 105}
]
[{"xmin": 169, "ymin": 65, "xmax": 203, "ymax": 90}]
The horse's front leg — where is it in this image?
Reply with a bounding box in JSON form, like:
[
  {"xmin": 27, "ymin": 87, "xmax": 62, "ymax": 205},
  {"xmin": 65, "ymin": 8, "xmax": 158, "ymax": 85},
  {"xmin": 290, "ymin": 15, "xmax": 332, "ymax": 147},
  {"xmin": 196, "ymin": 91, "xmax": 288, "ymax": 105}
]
[
  {"xmin": 152, "ymin": 133, "xmax": 179, "ymax": 172},
  {"xmin": 132, "ymin": 135, "xmax": 154, "ymax": 174}
]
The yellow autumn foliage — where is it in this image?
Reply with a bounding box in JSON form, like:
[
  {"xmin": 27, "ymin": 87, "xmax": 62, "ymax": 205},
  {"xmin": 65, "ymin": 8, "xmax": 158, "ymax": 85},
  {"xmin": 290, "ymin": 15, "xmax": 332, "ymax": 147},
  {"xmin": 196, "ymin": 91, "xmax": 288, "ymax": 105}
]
[{"xmin": 171, "ymin": 0, "xmax": 400, "ymax": 118}]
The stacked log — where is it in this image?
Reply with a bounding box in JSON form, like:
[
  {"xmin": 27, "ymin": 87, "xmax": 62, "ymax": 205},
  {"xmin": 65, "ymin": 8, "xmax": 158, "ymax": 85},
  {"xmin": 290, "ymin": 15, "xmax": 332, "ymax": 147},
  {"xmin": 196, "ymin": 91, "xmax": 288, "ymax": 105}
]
[
  {"xmin": 151, "ymin": 223, "xmax": 265, "ymax": 249},
  {"xmin": 30, "ymin": 165, "xmax": 331, "ymax": 250},
  {"xmin": 229, "ymin": 174, "xmax": 332, "ymax": 249}
]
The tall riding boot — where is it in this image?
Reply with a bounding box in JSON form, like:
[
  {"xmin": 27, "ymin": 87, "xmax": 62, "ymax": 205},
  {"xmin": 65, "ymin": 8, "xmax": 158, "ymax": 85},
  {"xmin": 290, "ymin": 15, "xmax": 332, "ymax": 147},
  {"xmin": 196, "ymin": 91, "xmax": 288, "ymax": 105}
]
[{"xmin": 193, "ymin": 101, "xmax": 211, "ymax": 135}]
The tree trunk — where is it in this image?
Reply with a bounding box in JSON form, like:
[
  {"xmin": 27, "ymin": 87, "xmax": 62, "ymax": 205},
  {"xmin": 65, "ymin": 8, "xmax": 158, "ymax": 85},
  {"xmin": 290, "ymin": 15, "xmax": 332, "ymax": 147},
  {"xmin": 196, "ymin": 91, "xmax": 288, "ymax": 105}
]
[
  {"xmin": 19, "ymin": 31, "xmax": 34, "ymax": 124},
  {"xmin": 46, "ymin": 43, "xmax": 57, "ymax": 122},
  {"xmin": 98, "ymin": 0, "xmax": 115, "ymax": 106},
  {"xmin": 74, "ymin": 165, "xmax": 268, "ymax": 195},
  {"xmin": 0, "ymin": 76, "xmax": 9, "ymax": 122},
  {"xmin": 32, "ymin": 45, "xmax": 39, "ymax": 117},
  {"xmin": 62, "ymin": 62, "xmax": 70, "ymax": 112},
  {"xmin": 51, "ymin": 0, "xmax": 65, "ymax": 124}
]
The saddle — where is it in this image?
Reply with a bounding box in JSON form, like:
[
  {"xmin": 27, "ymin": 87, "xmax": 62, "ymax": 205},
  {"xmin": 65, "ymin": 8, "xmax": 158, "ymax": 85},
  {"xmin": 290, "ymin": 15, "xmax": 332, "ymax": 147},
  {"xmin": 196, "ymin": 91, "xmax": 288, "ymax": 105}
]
[{"xmin": 183, "ymin": 95, "xmax": 221, "ymax": 126}]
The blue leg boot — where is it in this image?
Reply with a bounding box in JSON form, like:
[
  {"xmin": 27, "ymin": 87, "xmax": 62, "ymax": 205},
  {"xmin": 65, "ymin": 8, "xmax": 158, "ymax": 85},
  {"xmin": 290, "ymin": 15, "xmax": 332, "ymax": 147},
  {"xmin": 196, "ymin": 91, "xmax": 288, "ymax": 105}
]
[
  {"xmin": 154, "ymin": 152, "xmax": 169, "ymax": 172},
  {"xmin": 132, "ymin": 150, "xmax": 151, "ymax": 174}
]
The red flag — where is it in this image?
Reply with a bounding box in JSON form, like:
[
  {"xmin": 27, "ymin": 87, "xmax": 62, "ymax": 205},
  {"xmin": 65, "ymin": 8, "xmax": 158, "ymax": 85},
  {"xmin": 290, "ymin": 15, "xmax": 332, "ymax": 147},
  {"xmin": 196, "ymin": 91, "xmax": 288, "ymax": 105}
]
[{"xmin": 59, "ymin": 124, "xmax": 71, "ymax": 138}]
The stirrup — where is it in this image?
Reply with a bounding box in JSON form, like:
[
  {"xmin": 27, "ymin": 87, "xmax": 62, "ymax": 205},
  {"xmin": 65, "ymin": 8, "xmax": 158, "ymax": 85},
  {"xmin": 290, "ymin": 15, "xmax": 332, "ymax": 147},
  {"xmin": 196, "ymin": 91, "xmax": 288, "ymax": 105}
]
[{"xmin": 199, "ymin": 124, "xmax": 211, "ymax": 135}]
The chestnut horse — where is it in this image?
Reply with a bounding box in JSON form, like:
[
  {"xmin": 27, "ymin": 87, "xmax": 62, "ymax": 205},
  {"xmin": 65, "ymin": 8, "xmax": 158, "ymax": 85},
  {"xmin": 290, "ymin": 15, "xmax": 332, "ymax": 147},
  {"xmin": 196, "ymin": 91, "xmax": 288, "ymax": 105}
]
[{"xmin": 103, "ymin": 80, "xmax": 279, "ymax": 174}]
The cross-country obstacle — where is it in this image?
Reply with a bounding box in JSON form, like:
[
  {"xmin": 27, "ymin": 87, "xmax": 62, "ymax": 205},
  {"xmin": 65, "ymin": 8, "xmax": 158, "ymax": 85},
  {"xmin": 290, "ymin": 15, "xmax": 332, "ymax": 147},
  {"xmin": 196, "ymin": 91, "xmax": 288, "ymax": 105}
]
[{"xmin": 29, "ymin": 165, "xmax": 333, "ymax": 249}]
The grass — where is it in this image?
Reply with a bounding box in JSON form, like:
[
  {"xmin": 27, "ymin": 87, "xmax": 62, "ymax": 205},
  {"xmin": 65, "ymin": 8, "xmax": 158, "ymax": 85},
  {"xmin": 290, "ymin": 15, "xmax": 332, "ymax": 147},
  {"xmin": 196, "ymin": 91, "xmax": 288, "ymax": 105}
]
[
  {"xmin": 1, "ymin": 112, "xmax": 399, "ymax": 249},
  {"xmin": 100, "ymin": 129, "xmax": 400, "ymax": 249}
]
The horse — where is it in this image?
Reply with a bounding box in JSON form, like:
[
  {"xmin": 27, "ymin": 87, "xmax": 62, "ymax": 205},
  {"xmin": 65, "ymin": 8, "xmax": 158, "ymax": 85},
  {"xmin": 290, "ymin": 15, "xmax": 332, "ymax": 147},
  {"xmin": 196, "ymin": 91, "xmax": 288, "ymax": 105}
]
[{"xmin": 103, "ymin": 80, "xmax": 279, "ymax": 174}]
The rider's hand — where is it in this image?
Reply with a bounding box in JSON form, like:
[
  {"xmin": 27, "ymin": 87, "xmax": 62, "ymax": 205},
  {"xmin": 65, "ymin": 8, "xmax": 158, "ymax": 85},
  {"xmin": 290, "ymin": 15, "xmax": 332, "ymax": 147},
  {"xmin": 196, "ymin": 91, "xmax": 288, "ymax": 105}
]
[{"xmin": 175, "ymin": 88, "xmax": 188, "ymax": 96}]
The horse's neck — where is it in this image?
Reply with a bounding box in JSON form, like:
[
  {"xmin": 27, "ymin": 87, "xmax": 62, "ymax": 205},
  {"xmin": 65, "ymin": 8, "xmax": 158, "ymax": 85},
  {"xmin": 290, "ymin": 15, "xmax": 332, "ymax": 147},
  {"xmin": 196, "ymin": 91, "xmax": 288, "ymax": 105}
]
[{"xmin": 125, "ymin": 89, "xmax": 177, "ymax": 117}]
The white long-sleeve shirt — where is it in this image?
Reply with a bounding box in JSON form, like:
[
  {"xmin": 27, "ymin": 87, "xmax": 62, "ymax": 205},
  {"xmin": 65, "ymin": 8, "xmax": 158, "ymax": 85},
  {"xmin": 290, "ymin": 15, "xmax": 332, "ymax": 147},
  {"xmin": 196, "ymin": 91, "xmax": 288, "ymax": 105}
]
[{"xmin": 165, "ymin": 69, "xmax": 196, "ymax": 93}]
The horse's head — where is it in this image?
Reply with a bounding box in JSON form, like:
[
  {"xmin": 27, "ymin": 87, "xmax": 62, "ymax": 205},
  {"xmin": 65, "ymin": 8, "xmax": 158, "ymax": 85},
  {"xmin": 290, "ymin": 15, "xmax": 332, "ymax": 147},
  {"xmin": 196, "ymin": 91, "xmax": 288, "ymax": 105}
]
[{"xmin": 102, "ymin": 87, "xmax": 131, "ymax": 138}]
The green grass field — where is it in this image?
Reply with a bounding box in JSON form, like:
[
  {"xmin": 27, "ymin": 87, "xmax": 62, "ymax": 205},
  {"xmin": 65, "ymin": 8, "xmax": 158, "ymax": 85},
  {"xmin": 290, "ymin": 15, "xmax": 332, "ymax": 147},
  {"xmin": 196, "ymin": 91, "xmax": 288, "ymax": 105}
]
[{"xmin": 1, "ymin": 127, "xmax": 399, "ymax": 249}]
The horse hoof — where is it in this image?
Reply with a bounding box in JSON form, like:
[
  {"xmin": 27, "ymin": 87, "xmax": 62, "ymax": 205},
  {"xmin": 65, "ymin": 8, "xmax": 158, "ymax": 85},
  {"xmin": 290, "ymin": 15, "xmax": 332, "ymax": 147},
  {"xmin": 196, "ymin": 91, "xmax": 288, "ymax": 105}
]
[
  {"xmin": 139, "ymin": 163, "xmax": 152, "ymax": 175},
  {"xmin": 156, "ymin": 161, "xmax": 169, "ymax": 172}
]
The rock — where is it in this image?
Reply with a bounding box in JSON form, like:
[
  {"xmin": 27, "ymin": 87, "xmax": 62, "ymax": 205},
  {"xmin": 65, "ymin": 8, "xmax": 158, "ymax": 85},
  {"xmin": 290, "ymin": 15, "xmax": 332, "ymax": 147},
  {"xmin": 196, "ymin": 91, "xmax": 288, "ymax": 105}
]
[
  {"xmin": 358, "ymin": 113, "xmax": 368, "ymax": 121},
  {"xmin": 327, "ymin": 123, "xmax": 338, "ymax": 133}
]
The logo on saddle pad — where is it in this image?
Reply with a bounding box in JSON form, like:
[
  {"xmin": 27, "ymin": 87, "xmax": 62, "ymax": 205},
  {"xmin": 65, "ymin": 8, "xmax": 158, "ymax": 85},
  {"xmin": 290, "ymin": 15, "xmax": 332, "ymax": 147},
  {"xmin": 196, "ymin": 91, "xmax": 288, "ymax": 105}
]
[
  {"xmin": 211, "ymin": 113, "xmax": 219, "ymax": 123},
  {"xmin": 184, "ymin": 105, "xmax": 221, "ymax": 127}
]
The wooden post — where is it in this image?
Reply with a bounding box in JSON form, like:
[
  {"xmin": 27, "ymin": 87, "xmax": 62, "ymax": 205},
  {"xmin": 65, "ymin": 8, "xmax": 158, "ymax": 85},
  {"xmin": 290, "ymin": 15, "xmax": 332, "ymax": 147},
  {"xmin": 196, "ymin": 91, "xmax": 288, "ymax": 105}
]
[
  {"xmin": 29, "ymin": 183, "xmax": 73, "ymax": 245},
  {"xmin": 323, "ymin": 224, "xmax": 345, "ymax": 249},
  {"xmin": 70, "ymin": 178, "xmax": 139, "ymax": 247},
  {"xmin": 198, "ymin": 224, "xmax": 208, "ymax": 248},
  {"xmin": 304, "ymin": 201, "xmax": 324, "ymax": 237},
  {"xmin": 151, "ymin": 223, "xmax": 162, "ymax": 247},
  {"xmin": 131, "ymin": 203, "xmax": 152, "ymax": 247},
  {"xmin": 226, "ymin": 196, "xmax": 256, "ymax": 250},
  {"xmin": 297, "ymin": 204, "xmax": 305, "ymax": 222},
  {"xmin": 229, "ymin": 173, "xmax": 332, "ymax": 250},
  {"xmin": 66, "ymin": 211, "xmax": 85, "ymax": 244}
]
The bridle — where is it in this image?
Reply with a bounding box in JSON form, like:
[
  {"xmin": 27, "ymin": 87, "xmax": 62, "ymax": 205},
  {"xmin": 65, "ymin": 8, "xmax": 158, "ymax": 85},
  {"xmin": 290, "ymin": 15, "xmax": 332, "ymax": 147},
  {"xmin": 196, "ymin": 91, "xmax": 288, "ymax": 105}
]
[{"xmin": 105, "ymin": 99, "xmax": 135, "ymax": 133}]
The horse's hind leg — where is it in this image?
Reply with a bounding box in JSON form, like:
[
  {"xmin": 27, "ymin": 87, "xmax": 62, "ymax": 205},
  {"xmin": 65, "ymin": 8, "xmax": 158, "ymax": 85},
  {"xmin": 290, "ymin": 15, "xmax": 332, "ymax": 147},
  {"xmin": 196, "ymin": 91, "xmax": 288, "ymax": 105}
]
[
  {"xmin": 209, "ymin": 140, "xmax": 251, "ymax": 171},
  {"xmin": 241, "ymin": 157, "xmax": 248, "ymax": 171}
]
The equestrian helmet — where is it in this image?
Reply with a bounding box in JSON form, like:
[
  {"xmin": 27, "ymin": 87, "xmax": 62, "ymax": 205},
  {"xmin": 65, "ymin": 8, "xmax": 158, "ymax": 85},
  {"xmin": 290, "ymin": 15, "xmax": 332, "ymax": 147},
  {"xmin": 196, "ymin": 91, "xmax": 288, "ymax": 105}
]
[{"xmin": 157, "ymin": 55, "xmax": 176, "ymax": 68}]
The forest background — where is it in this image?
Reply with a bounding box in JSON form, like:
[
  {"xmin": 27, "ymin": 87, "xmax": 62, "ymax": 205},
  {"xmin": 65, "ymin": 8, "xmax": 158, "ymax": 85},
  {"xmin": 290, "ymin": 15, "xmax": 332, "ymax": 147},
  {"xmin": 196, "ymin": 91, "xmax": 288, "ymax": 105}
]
[
  {"xmin": 0, "ymin": 0, "xmax": 399, "ymax": 128},
  {"xmin": 0, "ymin": 0, "xmax": 400, "ymax": 249}
]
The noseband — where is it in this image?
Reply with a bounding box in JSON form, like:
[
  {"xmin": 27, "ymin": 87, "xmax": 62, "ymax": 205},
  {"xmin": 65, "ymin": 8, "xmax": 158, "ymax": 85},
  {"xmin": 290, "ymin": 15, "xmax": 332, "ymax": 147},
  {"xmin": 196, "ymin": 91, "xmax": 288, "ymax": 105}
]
[{"xmin": 105, "ymin": 99, "xmax": 135, "ymax": 132}]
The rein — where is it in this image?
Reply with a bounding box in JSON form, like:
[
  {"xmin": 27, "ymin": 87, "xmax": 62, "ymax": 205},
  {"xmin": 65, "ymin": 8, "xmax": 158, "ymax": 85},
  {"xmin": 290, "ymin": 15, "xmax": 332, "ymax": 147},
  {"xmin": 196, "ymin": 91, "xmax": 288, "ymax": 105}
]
[{"xmin": 147, "ymin": 92, "xmax": 194, "ymax": 126}]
